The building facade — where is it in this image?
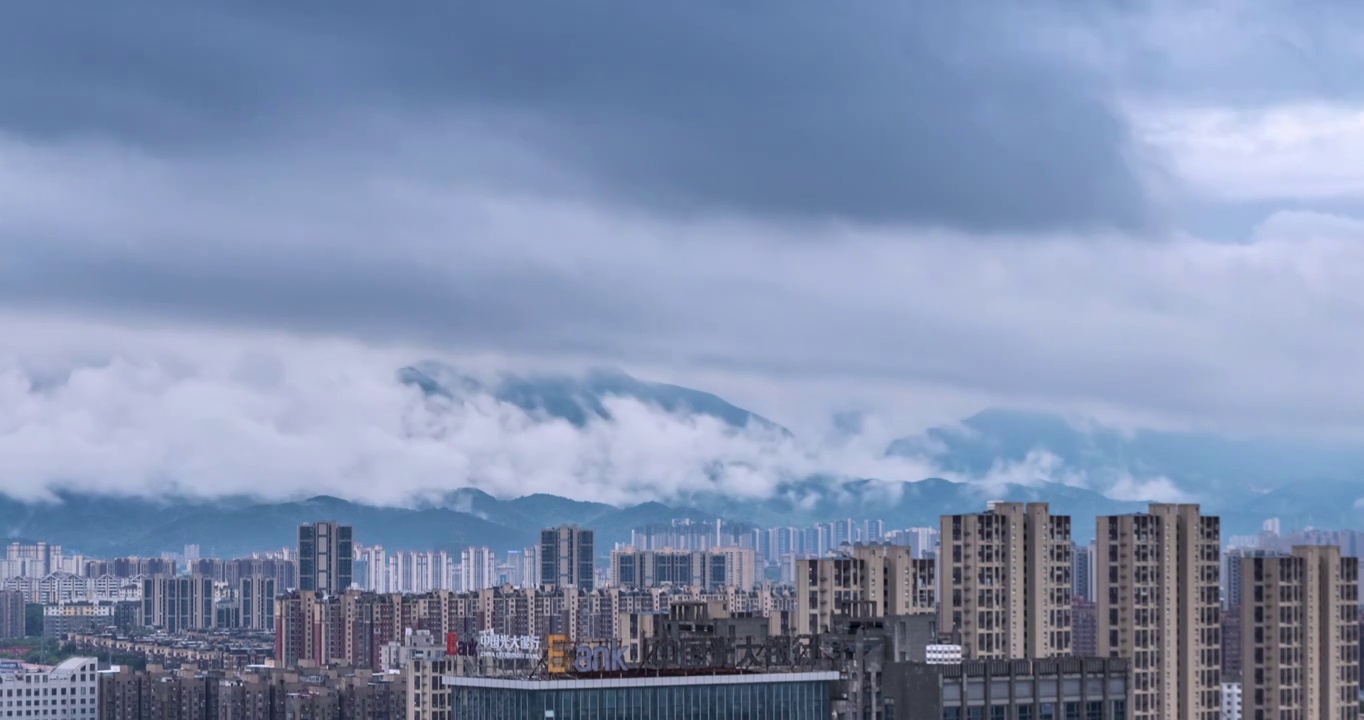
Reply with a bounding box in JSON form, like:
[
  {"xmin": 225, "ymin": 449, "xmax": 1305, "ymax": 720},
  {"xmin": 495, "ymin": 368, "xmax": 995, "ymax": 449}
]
[
  {"xmin": 1237, "ymin": 545, "xmax": 1360, "ymax": 720},
  {"xmin": 796, "ymin": 543, "xmax": 934, "ymax": 634},
  {"xmin": 297, "ymin": 521, "xmax": 353, "ymax": 595},
  {"xmin": 1, "ymin": 657, "xmax": 99, "ymax": 720},
  {"xmin": 884, "ymin": 657, "xmax": 1130, "ymax": 720},
  {"xmin": 1096, "ymin": 503, "xmax": 1221, "ymax": 720},
  {"xmin": 439, "ymin": 672, "xmax": 836, "ymax": 720},
  {"xmin": 940, "ymin": 502, "xmax": 1073, "ymax": 660},
  {"xmin": 610, "ymin": 548, "xmax": 731, "ymax": 592},
  {"xmin": 0, "ymin": 589, "xmax": 25, "ymax": 640},
  {"xmin": 540, "ymin": 526, "xmax": 594, "ymax": 592},
  {"xmin": 141, "ymin": 575, "xmax": 215, "ymax": 632}
]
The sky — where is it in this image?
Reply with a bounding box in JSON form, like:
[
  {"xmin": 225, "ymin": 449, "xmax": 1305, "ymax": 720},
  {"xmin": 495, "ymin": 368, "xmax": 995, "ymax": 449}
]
[{"xmin": 4, "ymin": 1, "xmax": 1364, "ymax": 506}]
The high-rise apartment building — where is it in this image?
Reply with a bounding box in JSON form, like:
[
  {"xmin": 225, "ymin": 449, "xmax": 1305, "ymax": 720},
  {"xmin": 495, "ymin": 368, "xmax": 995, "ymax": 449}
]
[
  {"xmin": 239, "ymin": 576, "xmax": 276, "ymax": 631},
  {"xmin": 939, "ymin": 502, "xmax": 1073, "ymax": 660},
  {"xmin": 460, "ymin": 546, "xmax": 496, "ymax": 592},
  {"xmin": 141, "ymin": 575, "xmax": 215, "ymax": 632},
  {"xmin": 1097, "ymin": 503, "xmax": 1221, "ymax": 720},
  {"xmin": 541, "ymin": 525, "xmax": 594, "ymax": 591},
  {"xmin": 796, "ymin": 543, "xmax": 934, "ymax": 634},
  {"xmin": 521, "ymin": 545, "xmax": 540, "ymax": 588},
  {"xmin": 297, "ymin": 521, "xmax": 353, "ymax": 595},
  {"xmin": 1223, "ymin": 547, "xmax": 1278, "ymax": 611},
  {"xmin": 610, "ymin": 548, "xmax": 738, "ymax": 591},
  {"xmin": 1073, "ymin": 541, "xmax": 1095, "ymax": 601},
  {"xmin": 1237, "ymin": 545, "xmax": 1360, "ymax": 720},
  {"xmin": 0, "ymin": 589, "xmax": 25, "ymax": 640}
]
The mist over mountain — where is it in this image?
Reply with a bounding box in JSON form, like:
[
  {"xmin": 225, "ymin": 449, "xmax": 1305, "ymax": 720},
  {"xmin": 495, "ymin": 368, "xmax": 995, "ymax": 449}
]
[{"xmin": 5, "ymin": 362, "xmax": 1364, "ymax": 555}]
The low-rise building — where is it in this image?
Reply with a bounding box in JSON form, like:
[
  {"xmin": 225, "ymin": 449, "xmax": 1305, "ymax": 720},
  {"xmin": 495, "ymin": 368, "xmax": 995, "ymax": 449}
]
[{"xmin": 883, "ymin": 657, "xmax": 1131, "ymax": 720}]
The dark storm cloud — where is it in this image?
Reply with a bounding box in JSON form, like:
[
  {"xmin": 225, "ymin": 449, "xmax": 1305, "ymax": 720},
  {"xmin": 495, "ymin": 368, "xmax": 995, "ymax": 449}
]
[{"xmin": 0, "ymin": 1, "xmax": 1155, "ymax": 232}]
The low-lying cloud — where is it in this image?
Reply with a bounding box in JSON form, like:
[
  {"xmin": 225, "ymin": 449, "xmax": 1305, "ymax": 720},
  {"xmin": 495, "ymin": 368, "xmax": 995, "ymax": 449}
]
[{"xmin": 0, "ymin": 317, "xmax": 1183, "ymax": 507}]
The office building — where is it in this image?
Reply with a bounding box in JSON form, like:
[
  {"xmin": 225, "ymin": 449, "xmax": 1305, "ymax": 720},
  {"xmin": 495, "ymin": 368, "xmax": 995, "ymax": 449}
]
[
  {"xmin": 438, "ymin": 671, "xmax": 836, "ymax": 720},
  {"xmin": 1097, "ymin": 503, "xmax": 1221, "ymax": 720},
  {"xmin": 939, "ymin": 502, "xmax": 1073, "ymax": 659},
  {"xmin": 541, "ymin": 525, "xmax": 594, "ymax": 591},
  {"xmin": 1237, "ymin": 545, "xmax": 1360, "ymax": 720},
  {"xmin": 796, "ymin": 543, "xmax": 934, "ymax": 634},
  {"xmin": 0, "ymin": 657, "xmax": 98, "ymax": 720},
  {"xmin": 297, "ymin": 521, "xmax": 353, "ymax": 595}
]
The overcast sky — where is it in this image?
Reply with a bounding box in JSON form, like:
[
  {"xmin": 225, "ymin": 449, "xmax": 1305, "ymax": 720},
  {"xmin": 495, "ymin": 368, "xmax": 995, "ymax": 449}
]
[{"xmin": 4, "ymin": 1, "xmax": 1364, "ymax": 505}]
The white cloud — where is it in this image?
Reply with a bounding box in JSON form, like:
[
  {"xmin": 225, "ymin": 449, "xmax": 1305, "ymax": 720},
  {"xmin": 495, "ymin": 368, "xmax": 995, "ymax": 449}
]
[
  {"xmin": 0, "ymin": 314, "xmax": 1188, "ymax": 508},
  {"xmin": 1135, "ymin": 103, "xmax": 1364, "ymax": 202},
  {"xmin": 8, "ymin": 127, "xmax": 1364, "ymax": 440},
  {"xmin": 1105, "ymin": 473, "xmax": 1190, "ymax": 503}
]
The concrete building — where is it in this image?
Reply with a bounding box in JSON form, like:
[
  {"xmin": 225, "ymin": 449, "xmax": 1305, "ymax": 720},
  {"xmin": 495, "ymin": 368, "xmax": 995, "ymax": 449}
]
[
  {"xmin": 1221, "ymin": 679, "xmax": 1242, "ymax": 720},
  {"xmin": 99, "ymin": 663, "xmax": 404, "ymax": 720},
  {"xmin": 459, "ymin": 546, "xmax": 495, "ymax": 593},
  {"xmin": 1222, "ymin": 609, "xmax": 1243, "ymax": 676},
  {"xmin": 540, "ymin": 525, "xmax": 594, "ymax": 592},
  {"xmin": 610, "ymin": 548, "xmax": 732, "ymax": 591},
  {"xmin": 81, "ymin": 557, "xmax": 176, "ymax": 578},
  {"xmin": 796, "ymin": 543, "xmax": 934, "ymax": 634},
  {"xmin": 883, "ymin": 657, "xmax": 1130, "ymax": 720},
  {"xmin": 0, "ymin": 589, "xmax": 25, "ymax": 640},
  {"xmin": 1222, "ymin": 547, "xmax": 1278, "ymax": 611},
  {"xmin": 141, "ymin": 575, "xmax": 215, "ymax": 632},
  {"xmin": 1, "ymin": 543, "xmax": 63, "ymax": 578},
  {"xmin": 43, "ymin": 602, "xmax": 120, "ymax": 640},
  {"xmin": 1073, "ymin": 541, "xmax": 1095, "ymax": 601},
  {"xmin": 1237, "ymin": 545, "xmax": 1360, "ymax": 720},
  {"xmin": 0, "ymin": 657, "xmax": 99, "ymax": 720},
  {"xmin": 297, "ymin": 521, "xmax": 353, "ymax": 595},
  {"xmin": 1072, "ymin": 597, "xmax": 1098, "ymax": 657},
  {"xmin": 438, "ymin": 672, "xmax": 836, "ymax": 720},
  {"xmin": 714, "ymin": 547, "xmax": 758, "ymax": 591},
  {"xmin": 1097, "ymin": 503, "xmax": 1221, "ymax": 720},
  {"xmin": 939, "ymin": 502, "xmax": 1073, "ymax": 660}
]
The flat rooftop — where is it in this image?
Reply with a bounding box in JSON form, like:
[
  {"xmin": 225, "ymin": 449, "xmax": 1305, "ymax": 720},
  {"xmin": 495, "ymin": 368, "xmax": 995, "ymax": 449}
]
[{"xmin": 443, "ymin": 671, "xmax": 839, "ymax": 691}]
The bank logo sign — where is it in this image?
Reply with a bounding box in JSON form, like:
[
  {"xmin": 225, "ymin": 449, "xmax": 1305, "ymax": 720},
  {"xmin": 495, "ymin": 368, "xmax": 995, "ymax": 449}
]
[
  {"xmin": 448, "ymin": 631, "xmax": 542, "ymax": 661},
  {"xmin": 574, "ymin": 639, "xmax": 628, "ymax": 672},
  {"xmin": 547, "ymin": 635, "xmax": 630, "ymax": 674}
]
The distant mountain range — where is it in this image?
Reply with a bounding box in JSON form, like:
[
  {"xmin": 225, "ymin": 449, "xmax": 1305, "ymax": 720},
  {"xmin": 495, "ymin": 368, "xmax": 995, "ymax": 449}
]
[
  {"xmin": 6, "ymin": 364, "xmax": 1364, "ymax": 557},
  {"xmin": 2, "ymin": 480, "xmax": 1146, "ymax": 559}
]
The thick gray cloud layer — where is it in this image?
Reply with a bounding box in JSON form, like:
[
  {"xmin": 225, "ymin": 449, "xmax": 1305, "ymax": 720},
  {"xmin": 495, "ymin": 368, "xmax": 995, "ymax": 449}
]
[
  {"xmin": 0, "ymin": 1, "xmax": 1154, "ymax": 232},
  {"xmin": 4, "ymin": 1, "xmax": 1364, "ymax": 507}
]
